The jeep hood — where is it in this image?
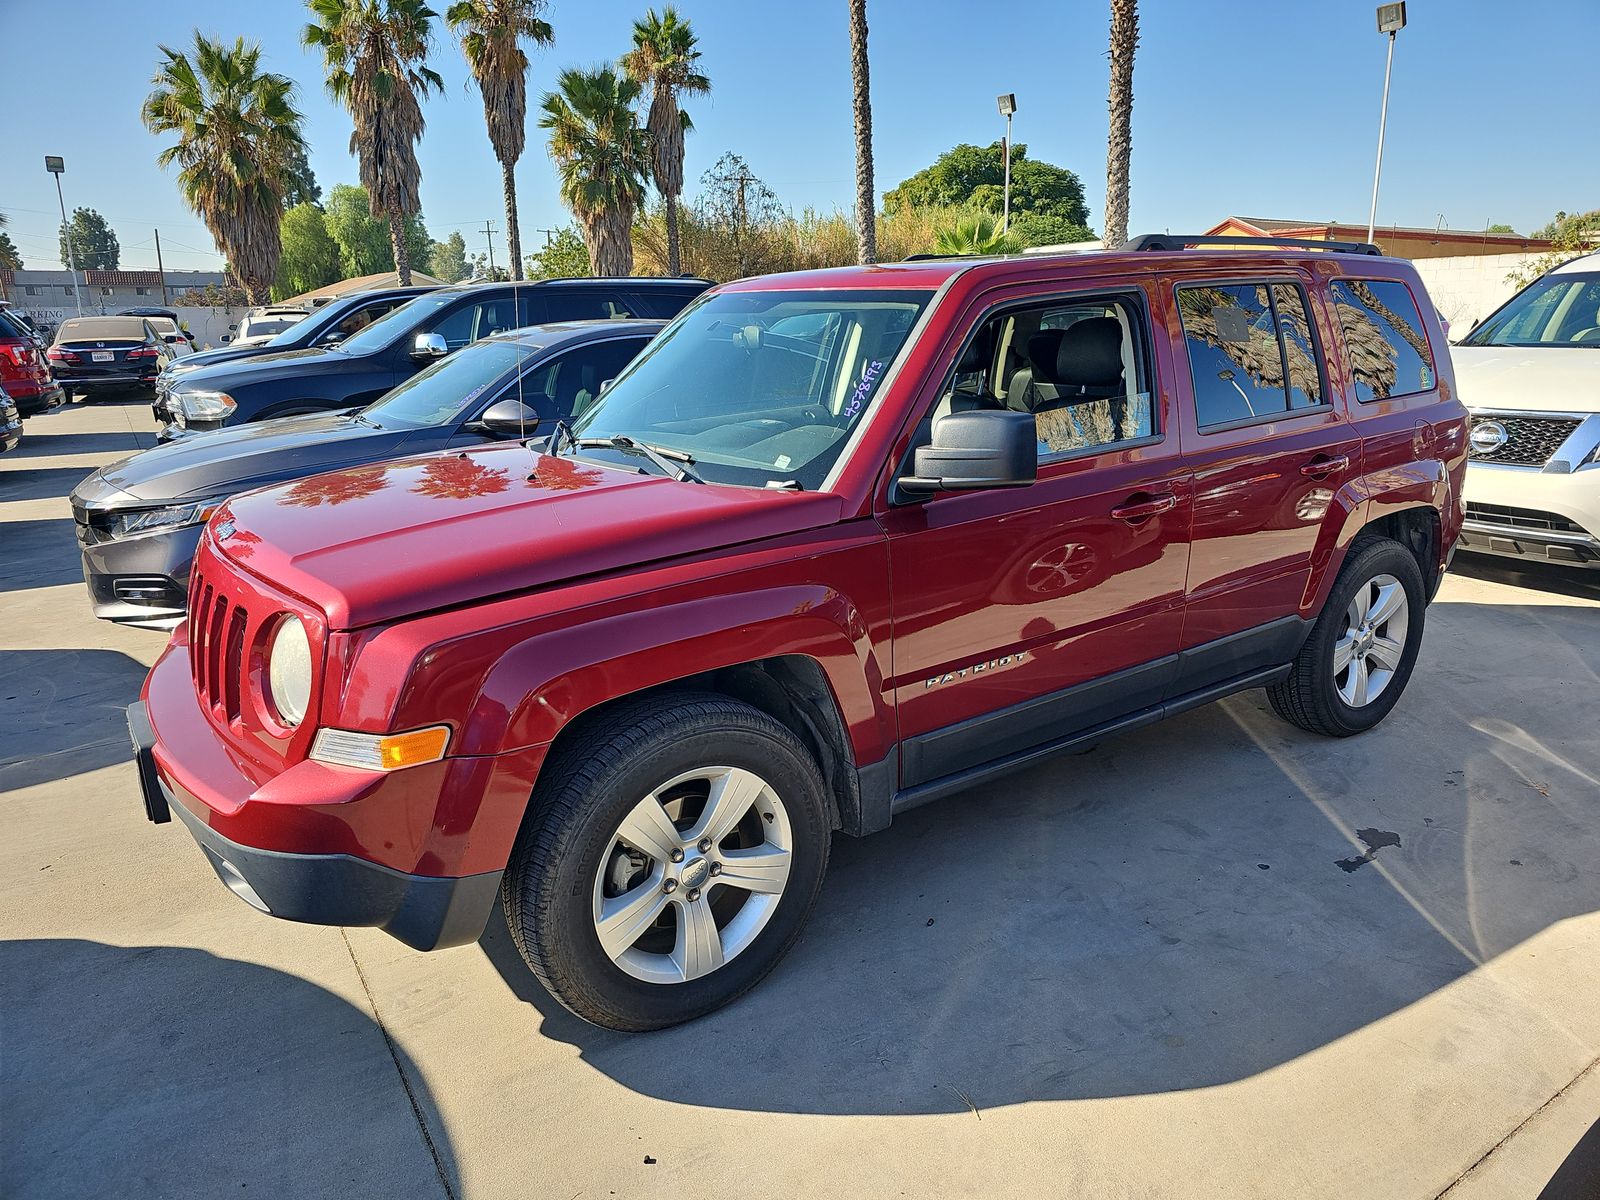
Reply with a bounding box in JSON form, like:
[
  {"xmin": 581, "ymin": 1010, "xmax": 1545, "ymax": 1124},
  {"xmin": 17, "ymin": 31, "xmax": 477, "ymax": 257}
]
[
  {"xmin": 1449, "ymin": 345, "xmax": 1600, "ymax": 415},
  {"xmin": 212, "ymin": 442, "xmax": 845, "ymax": 628},
  {"xmin": 79, "ymin": 412, "xmax": 405, "ymax": 505}
]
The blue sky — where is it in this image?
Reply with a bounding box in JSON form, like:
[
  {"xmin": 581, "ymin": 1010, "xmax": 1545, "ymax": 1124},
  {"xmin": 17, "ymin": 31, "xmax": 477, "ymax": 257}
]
[{"xmin": 3, "ymin": 0, "xmax": 1595, "ymax": 273}]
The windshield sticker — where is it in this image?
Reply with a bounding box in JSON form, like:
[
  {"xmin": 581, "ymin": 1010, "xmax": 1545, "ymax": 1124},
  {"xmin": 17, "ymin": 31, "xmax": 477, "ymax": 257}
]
[{"xmin": 843, "ymin": 359, "xmax": 885, "ymax": 420}]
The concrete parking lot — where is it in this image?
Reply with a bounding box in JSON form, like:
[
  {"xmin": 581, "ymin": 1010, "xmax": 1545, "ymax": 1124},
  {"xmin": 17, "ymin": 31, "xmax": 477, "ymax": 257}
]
[{"xmin": 3, "ymin": 395, "xmax": 1598, "ymax": 1199}]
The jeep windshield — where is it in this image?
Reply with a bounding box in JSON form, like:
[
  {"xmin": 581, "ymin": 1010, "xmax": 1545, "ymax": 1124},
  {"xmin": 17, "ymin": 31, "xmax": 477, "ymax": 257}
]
[
  {"xmin": 1462, "ymin": 272, "xmax": 1600, "ymax": 348},
  {"xmin": 566, "ymin": 288, "xmax": 932, "ymax": 489}
]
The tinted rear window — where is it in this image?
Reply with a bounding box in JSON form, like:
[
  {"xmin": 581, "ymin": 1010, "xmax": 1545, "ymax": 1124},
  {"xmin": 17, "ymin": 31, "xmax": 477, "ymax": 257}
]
[
  {"xmin": 56, "ymin": 317, "xmax": 149, "ymax": 342},
  {"xmin": 1177, "ymin": 281, "xmax": 1326, "ymax": 428},
  {"xmin": 1329, "ymin": 280, "xmax": 1436, "ymax": 402}
]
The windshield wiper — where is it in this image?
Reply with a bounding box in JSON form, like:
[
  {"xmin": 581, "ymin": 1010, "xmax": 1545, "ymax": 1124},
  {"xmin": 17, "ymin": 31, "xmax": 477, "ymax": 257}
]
[{"xmin": 572, "ymin": 435, "xmax": 704, "ymax": 483}]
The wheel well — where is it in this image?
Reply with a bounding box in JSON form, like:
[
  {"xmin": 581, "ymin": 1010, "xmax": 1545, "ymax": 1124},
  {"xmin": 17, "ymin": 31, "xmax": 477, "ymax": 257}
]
[
  {"xmin": 537, "ymin": 657, "xmax": 860, "ymax": 835},
  {"xmin": 1360, "ymin": 507, "xmax": 1441, "ymax": 598}
]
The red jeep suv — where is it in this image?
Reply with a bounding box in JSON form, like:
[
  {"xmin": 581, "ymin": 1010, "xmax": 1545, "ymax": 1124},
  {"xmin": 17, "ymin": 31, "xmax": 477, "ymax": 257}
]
[{"xmin": 131, "ymin": 237, "xmax": 1467, "ymax": 1030}]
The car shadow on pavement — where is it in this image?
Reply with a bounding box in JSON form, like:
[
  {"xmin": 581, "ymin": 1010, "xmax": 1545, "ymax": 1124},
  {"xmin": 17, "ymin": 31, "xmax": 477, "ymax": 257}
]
[
  {"xmin": 10, "ymin": 430, "xmax": 152, "ymax": 458},
  {"xmin": 0, "ymin": 519, "xmax": 85, "ymax": 593},
  {"xmin": 0, "ymin": 650, "xmax": 153, "ymax": 791},
  {"xmin": 1452, "ymin": 551, "xmax": 1600, "ymax": 603},
  {"xmin": 480, "ymin": 594, "xmax": 1600, "ymax": 1116},
  {"xmin": 0, "ymin": 467, "xmax": 97, "ymax": 503},
  {"xmin": 0, "ymin": 939, "xmax": 459, "ymax": 1200}
]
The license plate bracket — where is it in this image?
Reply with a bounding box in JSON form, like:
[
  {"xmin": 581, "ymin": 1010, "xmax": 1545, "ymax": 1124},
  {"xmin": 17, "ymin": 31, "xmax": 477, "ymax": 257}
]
[{"xmin": 91, "ymin": 350, "xmax": 115, "ymax": 362}]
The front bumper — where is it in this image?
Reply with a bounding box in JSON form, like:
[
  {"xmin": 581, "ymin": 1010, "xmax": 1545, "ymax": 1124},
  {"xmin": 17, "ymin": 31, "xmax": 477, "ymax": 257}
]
[
  {"xmin": 73, "ymin": 518, "xmax": 200, "ymax": 629},
  {"xmin": 134, "ymin": 632, "xmax": 543, "ymax": 950},
  {"xmin": 130, "ymin": 699, "xmax": 503, "ymax": 951},
  {"xmin": 1460, "ymin": 459, "xmax": 1600, "ymax": 569}
]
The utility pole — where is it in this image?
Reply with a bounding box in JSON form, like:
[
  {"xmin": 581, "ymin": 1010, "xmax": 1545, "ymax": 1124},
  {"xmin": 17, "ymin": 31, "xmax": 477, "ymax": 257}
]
[
  {"xmin": 734, "ymin": 173, "xmax": 755, "ymax": 276},
  {"xmin": 44, "ymin": 155, "xmax": 83, "ymax": 315},
  {"xmin": 154, "ymin": 229, "xmax": 170, "ymax": 306},
  {"xmin": 481, "ymin": 220, "xmax": 498, "ymax": 279}
]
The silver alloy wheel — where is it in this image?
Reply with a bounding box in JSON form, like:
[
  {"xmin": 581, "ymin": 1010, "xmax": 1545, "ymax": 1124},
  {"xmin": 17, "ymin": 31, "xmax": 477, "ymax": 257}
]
[
  {"xmin": 592, "ymin": 766, "xmax": 793, "ymax": 985},
  {"xmin": 1334, "ymin": 572, "xmax": 1409, "ymax": 708}
]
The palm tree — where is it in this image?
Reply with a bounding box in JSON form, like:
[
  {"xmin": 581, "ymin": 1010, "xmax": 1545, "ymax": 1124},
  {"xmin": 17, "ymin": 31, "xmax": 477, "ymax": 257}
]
[
  {"xmin": 304, "ymin": 0, "xmax": 442, "ymax": 285},
  {"xmin": 1103, "ymin": 0, "xmax": 1139, "ymax": 248},
  {"xmin": 446, "ymin": 0, "xmax": 553, "ymax": 281},
  {"xmin": 539, "ymin": 66, "xmax": 650, "ymax": 276},
  {"xmin": 142, "ymin": 35, "xmax": 305, "ymax": 303},
  {"xmin": 934, "ymin": 213, "xmax": 1021, "ymax": 257},
  {"xmin": 848, "ymin": 0, "xmax": 876, "ymax": 265},
  {"xmin": 621, "ymin": 7, "xmax": 710, "ymax": 278}
]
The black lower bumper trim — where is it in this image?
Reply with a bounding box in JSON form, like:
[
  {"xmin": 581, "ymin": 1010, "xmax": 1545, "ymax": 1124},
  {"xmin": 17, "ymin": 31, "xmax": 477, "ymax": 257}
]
[{"xmin": 130, "ymin": 704, "xmax": 502, "ymax": 950}]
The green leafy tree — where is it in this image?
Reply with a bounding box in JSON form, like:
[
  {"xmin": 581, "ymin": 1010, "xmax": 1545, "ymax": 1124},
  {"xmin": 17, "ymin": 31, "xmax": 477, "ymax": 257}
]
[
  {"xmin": 283, "ymin": 142, "xmax": 323, "ymax": 207},
  {"xmin": 0, "ymin": 231, "xmax": 20, "ymax": 270},
  {"xmin": 446, "ymin": 0, "xmax": 553, "ymax": 281},
  {"xmin": 539, "ymin": 65, "xmax": 651, "ymax": 276},
  {"xmin": 304, "ymin": 0, "xmax": 443, "ymax": 285},
  {"xmin": 621, "ymin": 6, "xmax": 710, "ymax": 277},
  {"xmin": 525, "ymin": 225, "xmax": 589, "ymax": 279},
  {"xmin": 1009, "ymin": 211, "xmax": 1094, "ymax": 248},
  {"xmin": 934, "ymin": 212, "xmax": 1021, "ymax": 256},
  {"xmin": 142, "ymin": 35, "xmax": 305, "ymax": 302},
  {"xmin": 428, "ymin": 230, "xmax": 469, "ymax": 281},
  {"xmin": 886, "ymin": 142, "xmax": 1089, "ymax": 229},
  {"xmin": 1486, "ymin": 223, "xmax": 1515, "ymax": 235},
  {"xmin": 58, "ymin": 207, "xmax": 121, "ymax": 271},
  {"xmin": 1532, "ymin": 208, "xmax": 1600, "ymax": 241},
  {"xmin": 1510, "ymin": 208, "xmax": 1600, "ymax": 287},
  {"xmin": 468, "ymin": 251, "xmax": 509, "ymax": 281},
  {"xmin": 273, "ymin": 202, "xmax": 340, "ymax": 298},
  {"xmin": 324, "ymin": 182, "xmax": 429, "ymax": 275}
]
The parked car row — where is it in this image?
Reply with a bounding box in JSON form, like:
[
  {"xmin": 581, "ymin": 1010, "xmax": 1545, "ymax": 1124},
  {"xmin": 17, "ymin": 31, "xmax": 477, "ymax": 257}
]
[{"xmin": 106, "ymin": 238, "xmax": 1491, "ymax": 1033}]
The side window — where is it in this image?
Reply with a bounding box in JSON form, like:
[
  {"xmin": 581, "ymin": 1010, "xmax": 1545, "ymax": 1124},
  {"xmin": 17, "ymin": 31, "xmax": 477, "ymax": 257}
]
[
  {"xmin": 426, "ymin": 296, "xmax": 518, "ymax": 350},
  {"xmin": 333, "ymin": 301, "xmax": 393, "ymax": 339},
  {"xmin": 1177, "ymin": 281, "xmax": 1325, "ymax": 428},
  {"xmin": 1329, "ymin": 279, "xmax": 1436, "ymax": 402},
  {"xmin": 513, "ymin": 339, "xmax": 650, "ymax": 423},
  {"xmin": 920, "ymin": 294, "xmax": 1156, "ymax": 459},
  {"xmin": 622, "ymin": 289, "xmax": 693, "ymax": 319},
  {"xmin": 548, "ymin": 290, "xmax": 635, "ymax": 321}
]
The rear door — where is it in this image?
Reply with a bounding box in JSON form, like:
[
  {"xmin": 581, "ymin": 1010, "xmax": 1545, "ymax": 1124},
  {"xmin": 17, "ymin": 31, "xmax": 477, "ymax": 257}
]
[
  {"xmin": 1168, "ymin": 272, "xmax": 1360, "ymax": 687},
  {"xmin": 880, "ymin": 280, "xmax": 1192, "ymax": 790}
]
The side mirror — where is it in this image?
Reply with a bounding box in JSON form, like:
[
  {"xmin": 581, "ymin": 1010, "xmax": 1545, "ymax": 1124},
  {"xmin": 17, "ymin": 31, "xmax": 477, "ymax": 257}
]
[
  {"xmin": 319, "ymin": 332, "xmax": 344, "ymax": 346},
  {"xmin": 898, "ymin": 410, "xmax": 1038, "ymax": 496},
  {"xmin": 473, "ymin": 397, "xmax": 542, "ymax": 438},
  {"xmin": 220, "ymin": 335, "xmax": 232, "ymax": 343},
  {"xmin": 162, "ymin": 334, "xmax": 179, "ymax": 344},
  {"xmin": 412, "ymin": 332, "xmax": 449, "ymax": 359}
]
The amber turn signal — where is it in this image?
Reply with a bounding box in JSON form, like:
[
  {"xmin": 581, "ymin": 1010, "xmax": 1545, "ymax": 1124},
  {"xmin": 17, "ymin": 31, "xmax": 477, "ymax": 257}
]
[{"xmin": 310, "ymin": 725, "xmax": 451, "ymax": 771}]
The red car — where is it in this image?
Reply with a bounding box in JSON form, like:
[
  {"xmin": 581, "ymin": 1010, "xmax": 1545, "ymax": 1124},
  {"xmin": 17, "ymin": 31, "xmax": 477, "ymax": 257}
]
[
  {"xmin": 0, "ymin": 308, "xmax": 65, "ymax": 416},
  {"xmin": 132, "ymin": 237, "xmax": 1467, "ymax": 1030}
]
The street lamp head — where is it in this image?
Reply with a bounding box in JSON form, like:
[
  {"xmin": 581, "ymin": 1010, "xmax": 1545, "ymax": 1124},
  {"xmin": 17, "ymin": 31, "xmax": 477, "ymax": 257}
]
[
  {"xmin": 44, "ymin": 155, "xmax": 65, "ymax": 174},
  {"xmin": 996, "ymin": 93, "xmax": 1016, "ymax": 117},
  {"xmin": 1376, "ymin": 2, "xmax": 1406, "ymax": 33}
]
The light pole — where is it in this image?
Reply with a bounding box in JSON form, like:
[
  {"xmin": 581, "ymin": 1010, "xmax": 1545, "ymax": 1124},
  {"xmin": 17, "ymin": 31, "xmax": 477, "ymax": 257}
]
[
  {"xmin": 45, "ymin": 155, "xmax": 84, "ymax": 315},
  {"xmin": 997, "ymin": 93, "xmax": 1017, "ymax": 234},
  {"xmin": 1366, "ymin": 3, "xmax": 1406, "ymax": 245}
]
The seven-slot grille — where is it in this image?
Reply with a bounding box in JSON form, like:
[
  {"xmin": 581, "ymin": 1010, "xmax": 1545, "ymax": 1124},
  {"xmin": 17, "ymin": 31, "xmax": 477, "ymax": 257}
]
[
  {"xmin": 186, "ymin": 565, "xmax": 250, "ymax": 723},
  {"xmin": 1468, "ymin": 414, "xmax": 1581, "ymax": 466}
]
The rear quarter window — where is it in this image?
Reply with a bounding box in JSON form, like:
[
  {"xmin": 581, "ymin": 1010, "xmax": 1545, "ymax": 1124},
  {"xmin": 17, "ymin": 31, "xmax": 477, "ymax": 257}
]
[{"xmin": 1329, "ymin": 279, "xmax": 1436, "ymax": 402}]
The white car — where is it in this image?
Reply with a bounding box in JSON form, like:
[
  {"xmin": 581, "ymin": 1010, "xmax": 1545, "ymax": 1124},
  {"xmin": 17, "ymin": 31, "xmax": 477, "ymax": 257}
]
[
  {"xmin": 1450, "ymin": 252, "xmax": 1600, "ymax": 569},
  {"xmin": 143, "ymin": 316, "xmax": 194, "ymax": 357},
  {"xmin": 230, "ymin": 306, "xmax": 310, "ymax": 345}
]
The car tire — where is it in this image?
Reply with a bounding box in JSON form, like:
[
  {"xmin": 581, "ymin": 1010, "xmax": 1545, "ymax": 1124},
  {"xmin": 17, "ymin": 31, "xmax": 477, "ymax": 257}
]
[
  {"xmin": 1267, "ymin": 535, "xmax": 1426, "ymax": 737},
  {"xmin": 502, "ymin": 692, "xmax": 832, "ymax": 1031}
]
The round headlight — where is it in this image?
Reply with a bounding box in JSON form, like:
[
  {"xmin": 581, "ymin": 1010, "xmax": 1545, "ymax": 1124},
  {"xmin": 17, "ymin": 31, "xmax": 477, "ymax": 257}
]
[{"xmin": 266, "ymin": 615, "xmax": 313, "ymax": 727}]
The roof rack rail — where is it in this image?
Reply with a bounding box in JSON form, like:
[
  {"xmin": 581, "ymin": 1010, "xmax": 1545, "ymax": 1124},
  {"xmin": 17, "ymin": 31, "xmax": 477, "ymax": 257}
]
[
  {"xmin": 901, "ymin": 251, "xmax": 983, "ymax": 261},
  {"xmin": 1123, "ymin": 233, "xmax": 1383, "ymax": 256}
]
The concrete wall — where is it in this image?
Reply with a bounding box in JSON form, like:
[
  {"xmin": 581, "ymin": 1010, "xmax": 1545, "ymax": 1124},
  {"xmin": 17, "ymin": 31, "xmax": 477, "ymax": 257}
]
[{"xmin": 1410, "ymin": 252, "xmax": 1544, "ymax": 334}]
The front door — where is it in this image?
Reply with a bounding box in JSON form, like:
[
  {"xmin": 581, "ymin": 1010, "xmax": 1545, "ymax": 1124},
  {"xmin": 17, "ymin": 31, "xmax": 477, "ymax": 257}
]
[{"xmin": 880, "ymin": 283, "xmax": 1191, "ymax": 790}]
